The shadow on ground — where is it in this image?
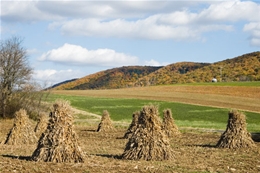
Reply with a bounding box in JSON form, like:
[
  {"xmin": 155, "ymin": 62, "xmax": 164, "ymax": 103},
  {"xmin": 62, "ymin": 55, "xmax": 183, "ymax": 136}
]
[
  {"xmin": 2, "ymin": 154, "xmax": 31, "ymax": 161},
  {"xmin": 251, "ymin": 133, "xmax": 260, "ymax": 142}
]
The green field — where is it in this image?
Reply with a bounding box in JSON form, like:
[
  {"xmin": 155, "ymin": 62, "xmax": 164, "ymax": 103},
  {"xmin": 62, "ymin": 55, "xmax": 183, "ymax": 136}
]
[
  {"xmin": 47, "ymin": 94, "xmax": 260, "ymax": 132},
  {"xmin": 170, "ymin": 81, "xmax": 260, "ymax": 87}
]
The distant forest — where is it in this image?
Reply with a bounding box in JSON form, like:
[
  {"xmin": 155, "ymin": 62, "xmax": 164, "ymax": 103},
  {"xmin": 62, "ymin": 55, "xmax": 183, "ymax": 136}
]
[{"xmin": 53, "ymin": 51, "xmax": 260, "ymax": 90}]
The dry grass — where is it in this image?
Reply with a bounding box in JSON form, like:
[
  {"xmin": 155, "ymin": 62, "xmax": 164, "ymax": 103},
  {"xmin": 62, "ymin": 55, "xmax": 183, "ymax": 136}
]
[
  {"xmin": 216, "ymin": 109, "xmax": 256, "ymax": 149},
  {"xmin": 97, "ymin": 110, "xmax": 115, "ymax": 132},
  {"xmin": 1, "ymin": 119, "xmax": 260, "ymax": 173},
  {"xmin": 31, "ymin": 100, "xmax": 84, "ymax": 163},
  {"xmin": 34, "ymin": 112, "xmax": 49, "ymax": 137},
  {"xmin": 123, "ymin": 111, "xmax": 139, "ymax": 139},
  {"xmin": 122, "ymin": 105, "xmax": 172, "ymax": 161},
  {"xmin": 1, "ymin": 85, "xmax": 260, "ymax": 172},
  {"xmin": 4, "ymin": 109, "xmax": 37, "ymax": 145},
  {"xmin": 51, "ymin": 85, "xmax": 260, "ymax": 113},
  {"xmin": 162, "ymin": 109, "xmax": 180, "ymax": 137}
]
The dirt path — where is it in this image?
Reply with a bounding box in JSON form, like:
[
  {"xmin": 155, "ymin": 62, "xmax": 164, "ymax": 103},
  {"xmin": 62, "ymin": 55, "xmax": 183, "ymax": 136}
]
[
  {"xmin": 71, "ymin": 107, "xmax": 101, "ymax": 119},
  {"xmin": 71, "ymin": 107, "xmax": 132, "ymax": 127}
]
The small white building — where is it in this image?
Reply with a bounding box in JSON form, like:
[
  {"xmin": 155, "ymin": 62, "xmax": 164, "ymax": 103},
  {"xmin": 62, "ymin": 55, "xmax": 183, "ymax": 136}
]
[{"xmin": 212, "ymin": 78, "xmax": 217, "ymax": 82}]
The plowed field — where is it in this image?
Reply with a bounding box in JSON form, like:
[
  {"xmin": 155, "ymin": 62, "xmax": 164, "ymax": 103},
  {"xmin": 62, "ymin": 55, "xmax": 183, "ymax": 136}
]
[
  {"xmin": 52, "ymin": 85, "xmax": 260, "ymax": 113},
  {"xmin": 1, "ymin": 85, "xmax": 260, "ymax": 173}
]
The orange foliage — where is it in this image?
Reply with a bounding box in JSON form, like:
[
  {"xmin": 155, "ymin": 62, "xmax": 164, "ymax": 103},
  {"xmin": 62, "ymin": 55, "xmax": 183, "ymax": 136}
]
[{"xmin": 53, "ymin": 52, "xmax": 260, "ymax": 90}]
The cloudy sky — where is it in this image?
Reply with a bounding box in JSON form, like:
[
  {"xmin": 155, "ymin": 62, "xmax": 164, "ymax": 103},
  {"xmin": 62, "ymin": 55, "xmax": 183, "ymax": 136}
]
[{"xmin": 1, "ymin": 0, "xmax": 260, "ymax": 87}]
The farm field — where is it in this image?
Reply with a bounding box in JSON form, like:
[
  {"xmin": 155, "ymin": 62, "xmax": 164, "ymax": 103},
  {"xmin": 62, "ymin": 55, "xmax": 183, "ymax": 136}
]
[
  {"xmin": 1, "ymin": 116, "xmax": 260, "ymax": 173},
  {"xmin": 51, "ymin": 83, "xmax": 260, "ymax": 113},
  {"xmin": 1, "ymin": 83, "xmax": 260, "ymax": 173},
  {"xmin": 50, "ymin": 83, "xmax": 260, "ymax": 131}
]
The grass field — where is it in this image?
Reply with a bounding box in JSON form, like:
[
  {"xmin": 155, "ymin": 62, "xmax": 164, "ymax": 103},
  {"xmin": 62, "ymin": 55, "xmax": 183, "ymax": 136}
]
[
  {"xmin": 47, "ymin": 94, "xmax": 260, "ymax": 132},
  {"xmin": 176, "ymin": 81, "xmax": 260, "ymax": 87},
  {"xmin": 49, "ymin": 83, "xmax": 260, "ymax": 132},
  {"xmin": 1, "ymin": 83, "xmax": 260, "ymax": 173},
  {"xmin": 51, "ymin": 83, "xmax": 260, "ymax": 112}
]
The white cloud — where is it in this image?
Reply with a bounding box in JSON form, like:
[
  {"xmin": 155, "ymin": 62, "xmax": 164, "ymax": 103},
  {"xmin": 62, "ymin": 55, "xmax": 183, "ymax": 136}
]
[
  {"xmin": 1, "ymin": 1, "xmax": 63, "ymax": 22},
  {"xmin": 198, "ymin": 0, "xmax": 260, "ymax": 22},
  {"xmin": 243, "ymin": 22, "xmax": 260, "ymax": 46},
  {"xmin": 59, "ymin": 18, "xmax": 201, "ymax": 40},
  {"xmin": 2, "ymin": 0, "xmax": 260, "ymax": 45},
  {"xmin": 1, "ymin": 1, "xmax": 189, "ymax": 22},
  {"xmin": 33, "ymin": 69, "xmax": 82, "ymax": 87},
  {"xmin": 39, "ymin": 43, "xmax": 139, "ymax": 67},
  {"xmin": 144, "ymin": 59, "xmax": 168, "ymax": 66},
  {"xmin": 58, "ymin": 0, "xmax": 260, "ymax": 41}
]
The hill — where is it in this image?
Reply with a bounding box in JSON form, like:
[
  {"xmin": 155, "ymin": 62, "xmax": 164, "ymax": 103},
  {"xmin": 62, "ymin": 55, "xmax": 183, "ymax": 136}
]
[
  {"xmin": 48, "ymin": 78, "xmax": 78, "ymax": 89},
  {"xmin": 54, "ymin": 66, "xmax": 162, "ymax": 90},
  {"xmin": 135, "ymin": 51, "xmax": 260, "ymax": 86},
  {"xmin": 134, "ymin": 62, "xmax": 210, "ymax": 86},
  {"xmin": 53, "ymin": 51, "xmax": 260, "ymax": 90}
]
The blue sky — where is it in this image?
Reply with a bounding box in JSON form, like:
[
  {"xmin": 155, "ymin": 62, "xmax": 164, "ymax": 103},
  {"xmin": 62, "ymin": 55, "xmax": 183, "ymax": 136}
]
[{"xmin": 1, "ymin": 0, "xmax": 260, "ymax": 87}]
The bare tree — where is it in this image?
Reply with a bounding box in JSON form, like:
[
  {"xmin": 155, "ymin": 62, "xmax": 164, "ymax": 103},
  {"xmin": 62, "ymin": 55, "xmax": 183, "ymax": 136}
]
[{"xmin": 0, "ymin": 37, "xmax": 33, "ymax": 118}]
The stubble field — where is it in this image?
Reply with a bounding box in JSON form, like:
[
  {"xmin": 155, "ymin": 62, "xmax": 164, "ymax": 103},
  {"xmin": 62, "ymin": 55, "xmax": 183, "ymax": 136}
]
[{"xmin": 1, "ymin": 83, "xmax": 260, "ymax": 173}]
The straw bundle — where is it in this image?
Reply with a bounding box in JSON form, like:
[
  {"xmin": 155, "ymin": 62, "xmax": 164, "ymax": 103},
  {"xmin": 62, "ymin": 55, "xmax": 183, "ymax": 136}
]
[
  {"xmin": 4, "ymin": 109, "xmax": 37, "ymax": 145},
  {"xmin": 31, "ymin": 100, "xmax": 84, "ymax": 163},
  {"xmin": 216, "ymin": 110, "xmax": 256, "ymax": 149},
  {"xmin": 122, "ymin": 105, "xmax": 172, "ymax": 161},
  {"xmin": 162, "ymin": 109, "xmax": 180, "ymax": 137},
  {"xmin": 97, "ymin": 110, "xmax": 115, "ymax": 132},
  {"xmin": 34, "ymin": 112, "xmax": 49, "ymax": 137},
  {"xmin": 123, "ymin": 111, "xmax": 140, "ymax": 139}
]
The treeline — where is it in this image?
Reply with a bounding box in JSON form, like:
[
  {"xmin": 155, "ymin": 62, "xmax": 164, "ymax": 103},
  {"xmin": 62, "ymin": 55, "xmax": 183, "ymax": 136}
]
[
  {"xmin": 54, "ymin": 66, "xmax": 162, "ymax": 90},
  {"xmin": 136, "ymin": 52, "xmax": 260, "ymax": 86},
  {"xmin": 53, "ymin": 51, "xmax": 260, "ymax": 90}
]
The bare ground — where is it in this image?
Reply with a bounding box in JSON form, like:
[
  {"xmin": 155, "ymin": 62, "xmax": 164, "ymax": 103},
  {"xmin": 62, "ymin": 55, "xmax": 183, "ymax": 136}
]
[
  {"xmin": 52, "ymin": 85, "xmax": 260, "ymax": 113},
  {"xmin": 1, "ymin": 85, "xmax": 260, "ymax": 172},
  {"xmin": 1, "ymin": 111, "xmax": 260, "ymax": 173}
]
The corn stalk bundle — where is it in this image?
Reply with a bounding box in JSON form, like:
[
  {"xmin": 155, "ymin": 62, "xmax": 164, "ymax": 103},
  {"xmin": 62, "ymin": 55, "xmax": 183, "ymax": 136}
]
[
  {"xmin": 162, "ymin": 109, "xmax": 180, "ymax": 137},
  {"xmin": 122, "ymin": 105, "xmax": 172, "ymax": 161},
  {"xmin": 4, "ymin": 109, "xmax": 37, "ymax": 145},
  {"xmin": 216, "ymin": 110, "xmax": 256, "ymax": 149},
  {"xmin": 31, "ymin": 100, "xmax": 84, "ymax": 163},
  {"xmin": 96, "ymin": 110, "xmax": 115, "ymax": 132},
  {"xmin": 123, "ymin": 111, "xmax": 140, "ymax": 139},
  {"xmin": 34, "ymin": 112, "xmax": 49, "ymax": 137}
]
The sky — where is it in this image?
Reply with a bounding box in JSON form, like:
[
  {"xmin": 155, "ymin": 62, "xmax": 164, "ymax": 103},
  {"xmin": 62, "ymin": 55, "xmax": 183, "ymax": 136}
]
[{"xmin": 1, "ymin": 0, "xmax": 260, "ymax": 87}]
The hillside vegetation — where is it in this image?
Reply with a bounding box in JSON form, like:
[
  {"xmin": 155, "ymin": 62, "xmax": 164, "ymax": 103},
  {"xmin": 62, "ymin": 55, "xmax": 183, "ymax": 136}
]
[
  {"xmin": 55, "ymin": 66, "xmax": 161, "ymax": 90},
  {"xmin": 54, "ymin": 52, "xmax": 260, "ymax": 90}
]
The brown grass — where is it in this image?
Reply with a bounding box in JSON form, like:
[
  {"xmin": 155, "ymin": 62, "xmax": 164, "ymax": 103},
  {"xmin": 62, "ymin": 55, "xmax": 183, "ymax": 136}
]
[
  {"xmin": 34, "ymin": 112, "xmax": 49, "ymax": 137},
  {"xmin": 162, "ymin": 109, "xmax": 180, "ymax": 137},
  {"xmin": 1, "ymin": 119, "xmax": 260, "ymax": 173},
  {"xmin": 97, "ymin": 110, "xmax": 115, "ymax": 132},
  {"xmin": 122, "ymin": 105, "xmax": 172, "ymax": 161},
  {"xmin": 123, "ymin": 111, "xmax": 139, "ymax": 139},
  {"xmin": 4, "ymin": 109, "xmax": 37, "ymax": 145},
  {"xmin": 1, "ymin": 85, "xmax": 260, "ymax": 172},
  {"xmin": 31, "ymin": 100, "xmax": 84, "ymax": 163},
  {"xmin": 216, "ymin": 109, "xmax": 256, "ymax": 149}
]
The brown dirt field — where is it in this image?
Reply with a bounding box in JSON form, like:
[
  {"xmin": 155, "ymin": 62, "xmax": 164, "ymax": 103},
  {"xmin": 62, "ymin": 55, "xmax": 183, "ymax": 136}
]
[
  {"xmin": 52, "ymin": 85, "xmax": 260, "ymax": 113},
  {"xmin": 1, "ymin": 85, "xmax": 260, "ymax": 172},
  {"xmin": 1, "ymin": 112, "xmax": 260, "ymax": 173}
]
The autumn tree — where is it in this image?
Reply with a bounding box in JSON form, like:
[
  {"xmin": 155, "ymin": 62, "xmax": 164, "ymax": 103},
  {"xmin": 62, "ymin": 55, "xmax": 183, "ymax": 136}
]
[{"xmin": 0, "ymin": 37, "xmax": 33, "ymax": 118}]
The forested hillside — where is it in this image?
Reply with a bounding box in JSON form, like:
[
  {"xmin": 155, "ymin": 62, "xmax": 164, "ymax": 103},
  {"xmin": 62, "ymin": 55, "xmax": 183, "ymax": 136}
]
[
  {"xmin": 135, "ymin": 52, "xmax": 260, "ymax": 86},
  {"xmin": 54, "ymin": 66, "xmax": 162, "ymax": 90},
  {"xmin": 53, "ymin": 51, "xmax": 260, "ymax": 90},
  {"xmin": 134, "ymin": 62, "xmax": 210, "ymax": 86}
]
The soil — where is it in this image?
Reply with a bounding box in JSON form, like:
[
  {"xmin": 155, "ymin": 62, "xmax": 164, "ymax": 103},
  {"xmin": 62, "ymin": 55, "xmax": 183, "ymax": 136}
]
[
  {"xmin": 1, "ymin": 85, "xmax": 260, "ymax": 172},
  {"xmin": 52, "ymin": 85, "xmax": 260, "ymax": 113},
  {"xmin": 1, "ymin": 110, "xmax": 260, "ymax": 173}
]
